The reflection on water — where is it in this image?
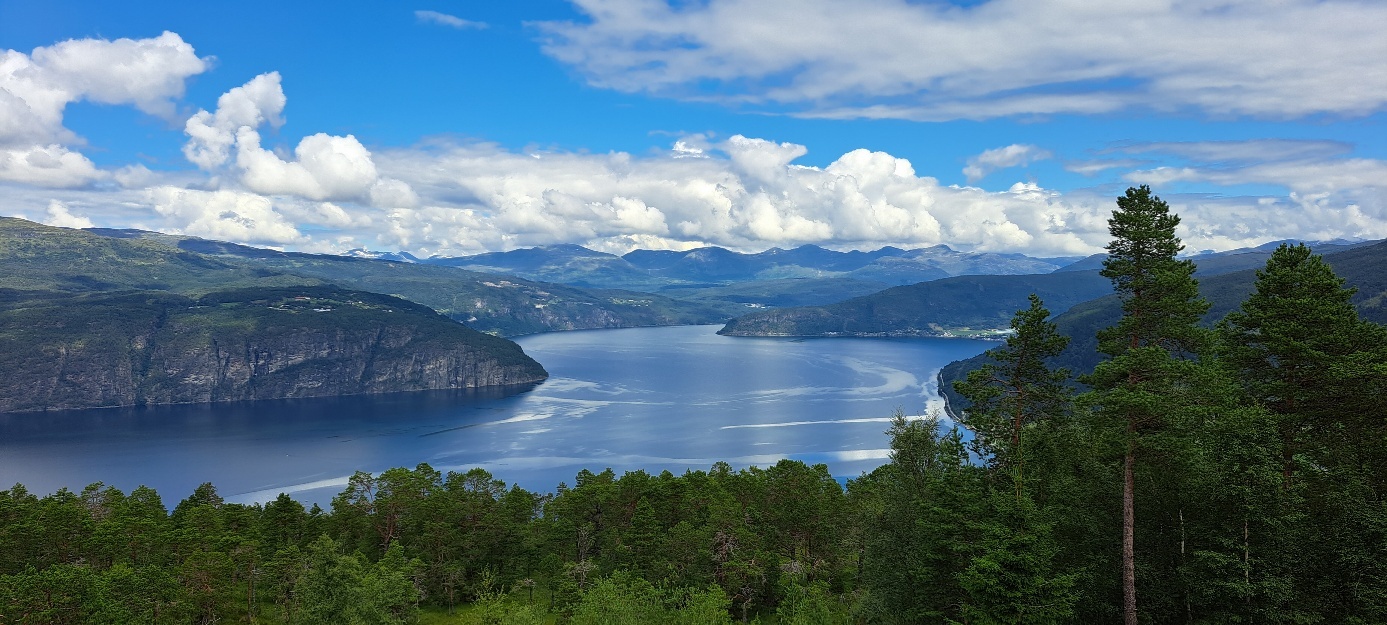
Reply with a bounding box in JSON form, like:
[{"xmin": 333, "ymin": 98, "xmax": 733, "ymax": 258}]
[{"xmin": 0, "ymin": 325, "xmax": 989, "ymax": 505}]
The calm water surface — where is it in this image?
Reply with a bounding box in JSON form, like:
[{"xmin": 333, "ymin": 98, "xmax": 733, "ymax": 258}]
[{"xmin": 0, "ymin": 325, "xmax": 989, "ymax": 505}]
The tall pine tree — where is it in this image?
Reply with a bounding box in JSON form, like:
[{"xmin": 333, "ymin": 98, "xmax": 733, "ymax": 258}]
[
  {"xmin": 1220, "ymin": 243, "xmax": 1371, "ymax": 483},
  {"xmin": 954, "ymin": 293, "xmax": 1072, "ymax": 498},
  {"xmin": 1219, "ymin": 242, "xmax": 1387, "ymax": 620},
  {"xmin": 953, "ymin": 294, "xmax": 1079, "ymax": 623},
  {"xmin": 1085, "ymin": 185, "xmax": 1210, "ymax": 625}
]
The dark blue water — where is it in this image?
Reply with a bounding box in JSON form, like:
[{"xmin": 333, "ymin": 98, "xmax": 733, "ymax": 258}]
[{"xmin": 0, "ymin": 325, "xmax": 989, "ymax": 505}]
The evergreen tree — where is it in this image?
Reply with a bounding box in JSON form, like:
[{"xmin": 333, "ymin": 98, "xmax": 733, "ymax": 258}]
[
  {"xmin": 1219, "ymin": 242, "xmax": 1387, "ymax": 620},
  {"xmin": 860, "ymin": 412, "xmax": 983, "ymax": 623},
  {"xmin": 1084, "ymin": 185, "xmax": 1210, "ymax": 625},
  {"xmin": 954, "ymin": 293, "xmax": 1071, "ymax": 498},
  {"xmin": 953, "ymin": 295, "xmax": 1080, "ymax": 623},
  {"xmin": 1220, "ymin": 243, "xmax": 1373, "ymax": 482}
]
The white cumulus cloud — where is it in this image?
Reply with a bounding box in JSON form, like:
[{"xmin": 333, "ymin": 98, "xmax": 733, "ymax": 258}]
[
  {"xmin": 0, "ymin": 32, "xmax": 208, "ymax": 192},
  {"xmin": 6, "ymin": 131, "xmax": 1385, "ymax": 256},
  {"xmin": 0, "ymin": 32, "xmax": 208, "ymax": 147},
  {"xmin": 183, "ymin": 72, "xmax": 287, "ymax": 170},
  {"xmin": 370, "ymin": 136, "xmax": 1110, "ymax": 256},
  {"xmin": 42, "ymin": 200, "xmax": 94, "ymax": 229},
  {"xmin": 182, "ymin": 73, "xmax": 417, "ymax": 206},
  {"xmin": 147, "ymin": 186, "xmax": 303, "ymax": 245},
  {"xmin": 0, "ymin": 144, "xmax": 103, "ymax": 188}
]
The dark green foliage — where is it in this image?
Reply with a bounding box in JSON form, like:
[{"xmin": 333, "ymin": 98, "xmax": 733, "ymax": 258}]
[
  {"xmin": 1084, "ymin": 186, "xmax": 1212, "ymax": 625},
  {"xmin": 1221, "ymin": 243, "xmax": 1378, "ymax": 438},
  {"xmin": 948, "ymin": 297, "xmax": 1082, "ymax": 623},
  {"xmin": 292, "ymin": 536, "xmax": 419, "ymax": 625},
  {"xmin": 1095, "ymin": 185, "xmax": 1210, "ymax": 359},
  {"xmin": 953, "ymin": 294, "xmax": 1071, "ymax": 489},
  {"xmin": 859, "ymin": 413, "xmax": 982, "ymax": 623},
  {"xmin": 956, "ymin": 493, "xmax": 1079, "ymax": 625},
  {"xmin": 1217, "ymin": 243, "xmax": 1387, "ymax": 622}
]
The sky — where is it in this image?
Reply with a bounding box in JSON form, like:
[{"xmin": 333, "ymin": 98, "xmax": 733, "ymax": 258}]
[{"xmin": 0, "ymin": 0, "xmax": 1384, "ymax": 258}]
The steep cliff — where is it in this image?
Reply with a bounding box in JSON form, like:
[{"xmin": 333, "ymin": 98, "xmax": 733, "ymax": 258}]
[{"xmin": 0, "ymin": 286, "xmax": 547, "ymax": 413}]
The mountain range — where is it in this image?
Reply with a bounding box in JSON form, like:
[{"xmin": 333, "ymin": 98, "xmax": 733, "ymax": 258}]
[
  {"xmin": 419, "ymin": 242, "xmax": 1081, "ymax": 291},
  {"xmin": 719, "ymin": 240, "xmax": 1379, "ymax": 338},
  {"xmin": 64, "ymin": 224, "xmax": 730, "ymax": 337}
]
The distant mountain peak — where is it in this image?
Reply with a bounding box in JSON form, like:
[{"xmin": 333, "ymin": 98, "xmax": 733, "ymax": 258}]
[
  {"xmin": 346, "ymin": 249, "xmax": 419, "ymax": 263},
  {"xmin": 538, "ymin": 243, "xmax": 609, "ymax": 256}
]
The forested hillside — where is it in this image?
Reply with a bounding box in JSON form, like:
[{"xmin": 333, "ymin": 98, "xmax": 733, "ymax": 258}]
[
  {"xmin": 175, "ymin": 236, "xmax": 731, "ymax": 336},
  {"xmin": 718, "ymin": 270, "xmax": 1114, "ymax": 337},
  {"xmin": 719, "ymin": 239, "xmax": 1376, "ymax": 339},
  {"xmin": 0, "ymin": 218, "xmax": 567, "ymax": 411}
]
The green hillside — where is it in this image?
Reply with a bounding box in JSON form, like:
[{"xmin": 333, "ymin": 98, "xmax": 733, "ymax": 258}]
[
  {"xmin": 718, "ymin": 270, "xmax": 1113, "ymax": 337},
  {"xmin": 658, "ymin": 276, "xmax": 892, "ymax": 309},
  {"xmin": 0, "ymin": 217, "xmax": 318, "ymax": 294},
  {"xmin": 717, "ymin": 239, "xmax": 1382, "ymax": 339},
  {"xmin": 173, "ymin": 237, "xmax": 734, "ymax": 336},
  {"xmin": 0, "ymin": 217, "xmax": 732, "ymax": 337}
]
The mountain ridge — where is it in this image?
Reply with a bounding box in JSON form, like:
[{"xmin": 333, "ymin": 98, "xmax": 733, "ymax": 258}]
[
  {"xmin": 719, "ymin": 239, "xmax": 1382, "ymax": 338},
  {"xmin": 423, "ymin": 242, "xmax": 1083, "ymax": 291}
]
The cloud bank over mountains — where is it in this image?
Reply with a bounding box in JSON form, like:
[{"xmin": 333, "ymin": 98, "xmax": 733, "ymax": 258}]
[{"xmin": 1, "ymin": 21, "xmax": 1384, "ymax": 257}]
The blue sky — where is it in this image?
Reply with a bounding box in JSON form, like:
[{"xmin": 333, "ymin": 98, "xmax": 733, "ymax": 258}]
[{"xmin": 1, "ymin": 0, "xmax": 1384, "ymax": 256}]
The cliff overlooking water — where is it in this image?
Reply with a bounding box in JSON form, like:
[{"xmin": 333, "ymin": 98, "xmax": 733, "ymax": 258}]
[{"xmin": 0, "ymin": 286, "xmax": 547, "ymax": 413}]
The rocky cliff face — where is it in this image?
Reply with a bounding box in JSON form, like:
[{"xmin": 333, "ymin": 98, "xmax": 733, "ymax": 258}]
[
  {"xmin": 0, "ymin": 287, "xmax": 548, "ymax": 413},
  {"xmin": 138, "ymin": 323, "xmax": 542, "ymax": 405}
]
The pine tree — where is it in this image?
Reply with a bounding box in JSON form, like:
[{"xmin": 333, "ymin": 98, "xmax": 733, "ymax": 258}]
[
  {"xmin": 1219, "ymin": 243, "xmax": 1387, "ymax": 619},
  {"xmin": 1220, "ymin": 243, "xmax": 1368, "ymax": 482},
  {"xmin": 952, "ymin": 296, "xmax": 1080, "ymax": 622},
  {"xmin": 1084, "ymin": 185, "xmax": 1210, "ymax": 625},
  {"xmin": 954, "ymin": 293, "xmax": 1071, "ymax": 499}
]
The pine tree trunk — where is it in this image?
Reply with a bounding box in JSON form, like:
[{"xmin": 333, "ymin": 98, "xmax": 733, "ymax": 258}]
[{"xmin": 1124, "ymin": 435, "xmax": 1138, "ymax": 625}]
